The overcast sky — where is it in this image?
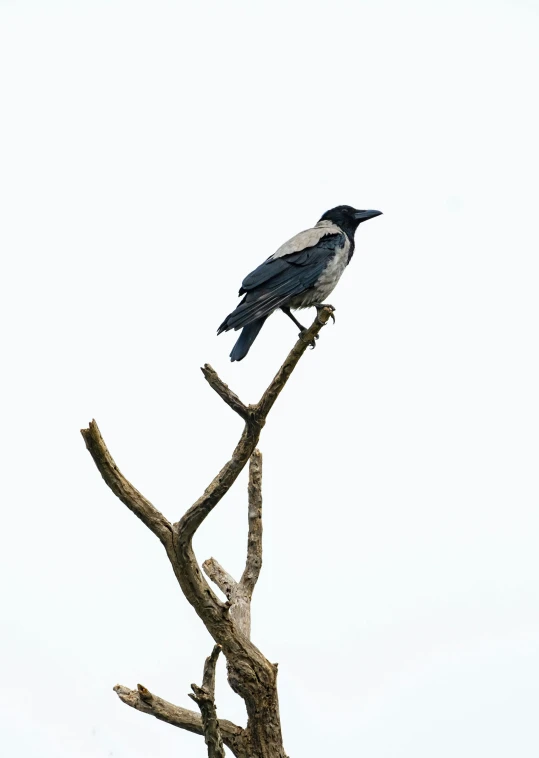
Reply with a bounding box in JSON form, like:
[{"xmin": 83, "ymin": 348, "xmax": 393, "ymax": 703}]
[{"xmin": 1, "ymin": 1, "xmax": 538, "ymax": 756}]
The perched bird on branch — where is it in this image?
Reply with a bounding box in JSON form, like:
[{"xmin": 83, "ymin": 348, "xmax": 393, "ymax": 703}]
[{"xmin": 218, "ymin": 205, "xmax": 382, "ymax": 361}]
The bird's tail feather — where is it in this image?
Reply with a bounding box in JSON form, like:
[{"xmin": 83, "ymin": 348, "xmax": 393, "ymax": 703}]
[{"xmin": 230, "ymin": 318, "xmax": 267, "ymax": 362}]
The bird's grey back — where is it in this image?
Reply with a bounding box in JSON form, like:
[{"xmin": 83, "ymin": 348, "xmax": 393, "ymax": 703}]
[{"xmin": 270, "ymin": 220, "xmax": 343, "ymax": 260}]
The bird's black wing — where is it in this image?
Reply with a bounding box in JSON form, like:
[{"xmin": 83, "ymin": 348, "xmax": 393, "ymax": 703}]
[{"xmin": 219, "ymin": 232, "xmax": 344, "ymax": 332}]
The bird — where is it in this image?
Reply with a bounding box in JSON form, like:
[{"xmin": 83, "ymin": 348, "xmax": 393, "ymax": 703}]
[{"xmin": 218, "ymin": 205, "xmax": 382, "ymax": 361}]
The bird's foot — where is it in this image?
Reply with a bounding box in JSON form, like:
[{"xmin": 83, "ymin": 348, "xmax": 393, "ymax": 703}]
[
  {"xmin": 314, "ymin": 303, "xmax": 336, "ymax": 324},
  {"xmin": 299, "ymin": 327, "xmax": 319, "ymax": 349}
]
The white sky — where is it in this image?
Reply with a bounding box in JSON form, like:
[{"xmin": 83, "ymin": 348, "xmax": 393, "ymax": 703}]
[{"xmin": 1, "ymin": 0, "xmax": 538, "ymax": 756}]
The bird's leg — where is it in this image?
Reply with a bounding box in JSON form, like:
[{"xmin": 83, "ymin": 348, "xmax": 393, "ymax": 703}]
[
  {"xmin": 281, "ymin": 306, "xmax": 318, "ymax": 349},
  {"xmin": 314, "ymin": 303, "xmax": 336, "ymax": 324},
  {"xmin": 281, "ymin": 306, "xmax": 307, "ymax": 331}
]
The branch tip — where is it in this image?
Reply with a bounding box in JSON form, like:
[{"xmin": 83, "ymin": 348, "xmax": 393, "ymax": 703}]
[
  {"xmin": 80, "ymin": 418, "xmax": 172, "ymax": 548},
  {"xmin": 202, "ymin": 557, "xmax": 237, "ymax": 599},
  {"xmin": 202, "ymin": 645, "xmax": 221, "ymax": 693},
  {"xmin": 201, "ymin": 364, "xmax": 250, "ymax": 420}
]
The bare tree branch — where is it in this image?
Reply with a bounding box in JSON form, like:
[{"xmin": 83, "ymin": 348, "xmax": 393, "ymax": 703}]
[
  {"xmin": 202, "ymin": 450, "xmax": 262, "ymax": 636},
  {"xmin": 201, "ymin": 365, "xmax": 251, "ymax": 421},
  {"xmin": 202, "ymin": 558, "xmax": 237, "ymax": 600},
  {"xmin": 202, "ymin": 450, "xmax": 264, "ymax": 640},
  {"xmin": 81, "ymin": 420, "xmax": 173, "ymax": 548},
  {"xmin": 113, "ymin": 683, "xmax": 246, "ymax": 756},
  {"xmin": 172, "ymin": 308, "xmax": 335, "ymax": 646},
  {"xmin": 203, "ymin": 556, "xmax": 251, "ymax": 638},
  {"xmin": 241, "ymin": 450, "xmax": 263, "ymax": 597},
  {"xmin": 83, "ymin": 307, "xmax": 335, "ymax": 758},
  {"xmin": 189, "ymin": 646, "xmax": 226, "ymax": 758},
  {"xmin": 177, "ymin": 312, "xmax": 334, "ymax": 754},
  {"xmin": 255, "ymin": 306, "xmax": 334, "ymax": 421},
  {"xmin": 202, "ymin": 645, "xmax": 221, "ymax": 694}
]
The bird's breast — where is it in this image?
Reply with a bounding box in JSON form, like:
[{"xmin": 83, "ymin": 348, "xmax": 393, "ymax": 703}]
[
  {"xmin": 289, "ymin": 239, "xmax": 351, "ymax": 308},
  {"xmin": 315, "ymin": 240, "xmax": 350, "ymax": 291}
]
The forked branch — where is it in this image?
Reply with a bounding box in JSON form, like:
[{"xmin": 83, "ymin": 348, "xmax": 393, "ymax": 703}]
[
  {"xmin": 82, "ymin": 307, "xmax": 335, "ymax": 758},
  {"xmin": 172, "ymin": 307, "xmax": 334, "ymax": 643}
]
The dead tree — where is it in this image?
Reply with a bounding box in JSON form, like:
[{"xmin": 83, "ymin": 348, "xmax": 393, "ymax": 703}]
[{"xmin": 81, "ymin": 307, "xmax": 335, "ymax": 758}]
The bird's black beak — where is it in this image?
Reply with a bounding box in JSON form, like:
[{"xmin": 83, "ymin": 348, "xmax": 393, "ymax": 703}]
[{"xmin": 353, "ymin": 209, "xmax": 383, "ymax": 222}]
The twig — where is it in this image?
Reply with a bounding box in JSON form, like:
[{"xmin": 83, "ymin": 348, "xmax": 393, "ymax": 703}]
[
  {"xmin": 189, "ymin": 646, "xmax": 226, "ymax": 758},
  {"xmin": 201, "ymin": 365, "xmax": 251, "ymax": 421},
  {"xmin": 255, "ymin": 305, "xmax": 334, "ymax": 420}
]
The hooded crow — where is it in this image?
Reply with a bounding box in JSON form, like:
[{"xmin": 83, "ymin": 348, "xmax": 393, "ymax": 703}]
[{"xmin": 218, "ymin": 205, "xmax": 382, "ymax": 361}]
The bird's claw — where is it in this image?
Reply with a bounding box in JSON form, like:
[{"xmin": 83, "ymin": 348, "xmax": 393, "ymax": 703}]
[
  {"xmin": 299, "ymin": 329, "xmax": 319, "ymax": 349},
  {"xmin": 315, "ymin": 303, "xmax": 336, "ymax": 324}
]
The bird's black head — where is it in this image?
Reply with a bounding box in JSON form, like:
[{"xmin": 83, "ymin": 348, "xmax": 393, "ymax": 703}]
[{"xmin": 319, "ymin": 205, "xmax": 382, "ymax": 238}]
